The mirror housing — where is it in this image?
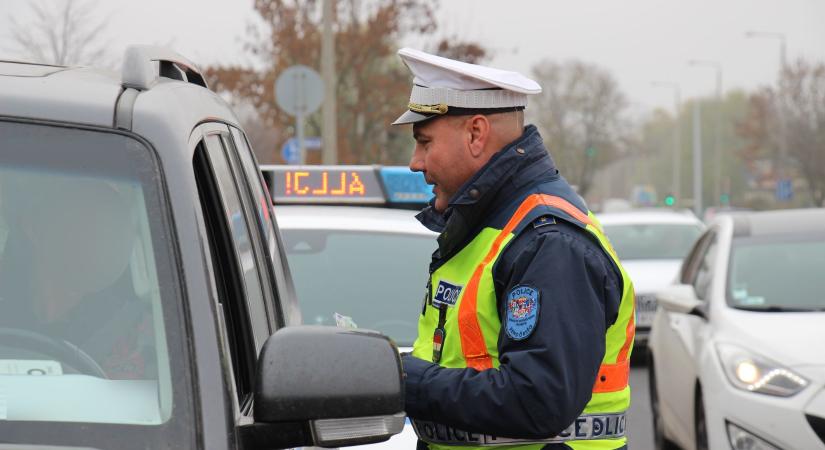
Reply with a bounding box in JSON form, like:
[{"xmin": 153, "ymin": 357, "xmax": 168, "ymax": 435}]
[
  {"xmin": 249, "ymin": 326, "xmax": 405, "ymax": 448},
  {"xmin": 656, "ymin": 284, "xmax": 707, "ymax": 319}
]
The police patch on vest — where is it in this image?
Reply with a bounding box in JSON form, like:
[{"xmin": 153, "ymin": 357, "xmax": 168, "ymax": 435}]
[
  {"xmin": 505, "ymin": 285, "xmax": 539, "ymax": 340},
  {"xmin": 433, "ymin": 279, "xmax": 463, "ymax": 307}
]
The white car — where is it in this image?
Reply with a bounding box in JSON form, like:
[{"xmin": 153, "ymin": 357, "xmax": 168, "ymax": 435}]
[
  {"xmin": 598, "ymin": 209, "xmax": 705, "ymax": 344},
  {"xmin": 263, "ymin": 165, "xmax": 437, "ymax": 449},
  {"xmin": 648, "ymin": 208, "xmax": 825, "ymax": 450}
]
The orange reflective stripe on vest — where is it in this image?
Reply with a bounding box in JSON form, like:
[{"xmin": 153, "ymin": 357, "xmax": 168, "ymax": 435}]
[{"xmin": 457, "ymin": 194, "xmax": 633, "ymax": 394}]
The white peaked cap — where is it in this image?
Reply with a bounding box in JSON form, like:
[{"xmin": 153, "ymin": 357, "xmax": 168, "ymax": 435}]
[{"xmin": 392, "ymin": 47, "xmax": 542, "ymax": 125}]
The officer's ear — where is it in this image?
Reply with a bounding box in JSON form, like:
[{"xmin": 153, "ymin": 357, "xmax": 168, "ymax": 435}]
[{"xmin": 466, "ymin": 114, "xmax": 490, "ymax": 158}]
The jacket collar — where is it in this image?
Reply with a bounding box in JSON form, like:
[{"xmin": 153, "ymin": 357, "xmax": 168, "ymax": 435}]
[{"xmin": 416, "ymin": 125, "xmax": 557, "ymax": 259}]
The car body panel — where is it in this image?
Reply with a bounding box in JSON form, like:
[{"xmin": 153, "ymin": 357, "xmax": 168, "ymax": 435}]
[{"xmin": 0, "ymin": 62, "xmax": 121, "ymax": 126}]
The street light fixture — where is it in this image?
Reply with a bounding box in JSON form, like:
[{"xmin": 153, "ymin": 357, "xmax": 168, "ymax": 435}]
[
  {"xmin": 688, "ymin": 60, "xmax": 724, "ymax": 207},
  {"xmin": 651, "ymin": 81, "xmax": 682, "ymax": 205},
  {"xmin": 745, "ymin": 30, "xmax": 787, "ymax": 69}
]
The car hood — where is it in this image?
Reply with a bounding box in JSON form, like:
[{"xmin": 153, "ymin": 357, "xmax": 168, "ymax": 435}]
[
  {"xmin": 620, "ymin": 260, "xmax": 682, "ymax": 294},
  {"xmin": 718, "ymin": 308, "xmax": 825, "ymax": 368}
]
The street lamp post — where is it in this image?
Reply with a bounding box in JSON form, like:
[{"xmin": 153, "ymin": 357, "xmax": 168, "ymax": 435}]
[
  {"xmin": 651, "ymin": 81, "xmax": 682, "ymax": 204},
  {"xmin": 688, "ymin": 60, "xmax": 723, "ymax": 206},
  {"xmin": 692, "ymin": 100, "xmax": 703, "ymax": 217}
]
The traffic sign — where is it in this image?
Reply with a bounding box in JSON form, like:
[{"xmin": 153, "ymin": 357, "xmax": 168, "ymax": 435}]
[
  {"xmin": 275, "ymin": 65, "xmax": 324, "ymax": 117},
  {"xmin": 775, "ymin": 178, "xmax": 793, "ymax": 202},
  {"xmin": 281, "ymin": 137, "xmax": 322, "ymax": 165}
]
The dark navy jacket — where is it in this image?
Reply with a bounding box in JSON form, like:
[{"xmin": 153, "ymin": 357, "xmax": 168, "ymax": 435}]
[{"xmin": 402, "ymin": 125, "xmax": 623, "ymax": 448}]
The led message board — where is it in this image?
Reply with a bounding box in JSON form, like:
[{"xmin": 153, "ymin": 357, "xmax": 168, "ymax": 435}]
[{"xmin": 263, "ymin": 166, "xmax": 386, "ymax": 204}]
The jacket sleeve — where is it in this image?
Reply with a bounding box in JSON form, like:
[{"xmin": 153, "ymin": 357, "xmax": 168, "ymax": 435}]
[{"xmin": 403, "ymin": 221, "xmax": 622, "ymax": 439}]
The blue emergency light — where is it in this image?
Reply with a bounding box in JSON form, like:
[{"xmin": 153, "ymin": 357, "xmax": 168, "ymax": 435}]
[
  {"xmin": 379, "ymin": 166, "xmax": 433, "ymax": 204},
  {"xmin": 259, "ymin": 165, "xmax": 433, "ymax": 206}
]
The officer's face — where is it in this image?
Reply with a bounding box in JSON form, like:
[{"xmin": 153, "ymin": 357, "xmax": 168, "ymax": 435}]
[{"xmin": 410, "ymin": 116, "xmax": 477, "ymax": 212}]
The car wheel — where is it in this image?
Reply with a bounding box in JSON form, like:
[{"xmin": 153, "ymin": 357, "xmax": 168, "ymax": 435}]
[
  {"xmin": 648, "ymin": 353, "xmax": 678, "ymax": 450},
  {"xmin": 695, "ymin": 386, "xmax": 709, "ymax": 450}
]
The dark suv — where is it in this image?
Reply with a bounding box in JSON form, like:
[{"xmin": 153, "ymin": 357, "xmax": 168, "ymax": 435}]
[{"xmin": 0, "ymin": 46, "xmax": 404, "ymax": 449}]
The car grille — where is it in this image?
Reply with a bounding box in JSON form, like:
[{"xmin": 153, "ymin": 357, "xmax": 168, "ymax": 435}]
[{"xmin": 806, "ymin": 414, "xmax": 825, "ymax": 445}]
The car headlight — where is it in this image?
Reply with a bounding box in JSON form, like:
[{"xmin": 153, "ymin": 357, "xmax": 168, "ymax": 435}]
[
  {"xmin": 716, "ymin": 343, "xmax": 808, "ymax": 397},
  {"xmin": 726, "ymin": 421, "xmax": 781, "ymax": 450}
]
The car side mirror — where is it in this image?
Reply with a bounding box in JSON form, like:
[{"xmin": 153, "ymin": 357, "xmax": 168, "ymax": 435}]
[
  {"xmin": 656, "ymin": 284, "xmax": 707, "ymax": 320},
  {"xmin": 241, "ymin": 326, "xmax": 405, "ymax": 449}
]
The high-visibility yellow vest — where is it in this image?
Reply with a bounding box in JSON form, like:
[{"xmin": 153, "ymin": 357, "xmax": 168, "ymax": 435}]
[{"xmin": 412, "ymin": 194, "xmax": 635, "ymax": 450}]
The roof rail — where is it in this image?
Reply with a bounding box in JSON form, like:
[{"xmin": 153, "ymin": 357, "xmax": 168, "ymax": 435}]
[{"xmin": 121, "ymin": 45, "xmax": 208, "ymax": 91}]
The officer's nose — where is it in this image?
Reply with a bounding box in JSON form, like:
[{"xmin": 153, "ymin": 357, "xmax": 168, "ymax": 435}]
[{"xmin": 409, "ymin": 146, "xmax": 425, "ymax": 173}]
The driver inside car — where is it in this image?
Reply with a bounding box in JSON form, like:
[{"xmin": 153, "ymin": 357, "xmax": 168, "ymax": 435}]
[{"xmin": 0, "ymin": 174, "xmax": 156, "ymax": 379}]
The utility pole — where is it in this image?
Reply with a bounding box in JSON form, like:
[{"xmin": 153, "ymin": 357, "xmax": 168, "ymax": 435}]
[
  {"xmin": 321, "ymin": 0, "xmax": 338, "ymax": 164},
  {"xmin": 688, "ymin": 60, "xmax": 723, "ymax": 206},
  {"xmin": 652, "ymin": 81, "xmax": 682, "ymax": 202},
  {"xmin": 693, "ymin": 101, "xmax": 703, "ymax": 217}
]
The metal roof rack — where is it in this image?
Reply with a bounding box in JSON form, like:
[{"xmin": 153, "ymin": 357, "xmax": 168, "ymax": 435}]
[{"xmin": 121, "ymin": 45, "xmax": 208, "ymax": 91}]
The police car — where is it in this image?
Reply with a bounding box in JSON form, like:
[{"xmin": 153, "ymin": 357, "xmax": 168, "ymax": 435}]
[
  {"xmin": 0, "ymin": 47, "xmax": 404, "ymax": 449},
  {"xmin": 648, "ymin": 209, "xmax": 825, "ymax": 450},
  {"xmin": 261, "ymin": 165, "xmax": 437, "ymax": 449},
  {"xmin": 597, "ymin": 209, "xmax": 704, "ymax": 345}
]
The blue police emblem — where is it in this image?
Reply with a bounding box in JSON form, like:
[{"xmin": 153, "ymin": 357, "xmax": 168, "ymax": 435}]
[
  {"xmin": 433, "ymin": 280, "xmax": 463, "ymax": 307},
  {"xmin": 505, "ymin": 285, "xmax": 540, "ymax": 340}
]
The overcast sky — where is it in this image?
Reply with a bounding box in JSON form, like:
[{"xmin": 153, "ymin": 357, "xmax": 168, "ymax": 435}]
[{"xmin": 2, "ymin": 0, "xmax": 823, "ymax": 114}]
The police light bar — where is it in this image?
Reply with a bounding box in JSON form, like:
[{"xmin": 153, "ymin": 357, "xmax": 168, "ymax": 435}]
[
  {"xmin": 379, "ymin": 166, "xmax": 433, "ymax": 204},
  {"xmin": 259, "ymin": 165, "xmax": 434, "ymax": 206}
]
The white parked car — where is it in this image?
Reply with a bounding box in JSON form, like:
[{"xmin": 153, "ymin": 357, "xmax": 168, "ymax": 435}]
[
  {"xmin": 648, "ymin": 208, "xmax": 825, "ymax": 450},
  {"xmin": 263, "ymin": 165, "xmax": 437, "ymax": 449},
  {"xmin": 598, "ymin": 209, "xmax": 704, "ymax": 344}
]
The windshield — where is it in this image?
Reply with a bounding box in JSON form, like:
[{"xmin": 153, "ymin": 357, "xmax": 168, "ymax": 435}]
[
  {"xmin": 0, "ymin": 121, "xmax": 193, "ymax": 447},
  {"xmin": 729, "ymin": 235, "xmax": 825, "ymax": 310},
  {"xmin": 603, "ymin": 223, "xmax": 703, "ymax": 260},
  {"xmin": 282, "ymin": 228, "xmax": 435, "ymax": 346}
]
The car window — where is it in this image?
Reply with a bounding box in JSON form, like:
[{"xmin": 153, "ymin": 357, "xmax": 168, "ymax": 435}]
[
  {"xmin": 680, "ymin": 231, "xmax": 712, "ymax": 284},
  {"xmin": 0, "ymin": 121, "xmax": 192, "ymax": 434},
  {"xmin": 729, "ymin": 235, "xmax": 825, "ymax": 309},
  {"xmin": 692, "ymin": 234, "xmax": 718, "ymax": 300},
  {"xmin": 602, "ymin": 223, "xmax": 703, "ymax": 260},
  {"xmin": 281, "ymin": 228, "xmax": 434, "ymax": 347},
  {"xmin": 193, "ymin": 133, "xmax": 265, "ymax": 408},
  {"xmin": 228, "ymin": 127, "xmax": 294, "ymax": 326}
]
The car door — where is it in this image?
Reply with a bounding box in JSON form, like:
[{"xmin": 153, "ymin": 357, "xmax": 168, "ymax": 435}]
[
  {"xmin": 191, "ymin": 123, "xmax": 280, "ymax": 447},
  {"xmin": 655, "ymin": 229, "xmax": 717, "ymax": 448}
]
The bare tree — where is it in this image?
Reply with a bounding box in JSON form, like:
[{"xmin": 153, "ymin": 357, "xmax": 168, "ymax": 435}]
[
  {"xmin": 206, "ymin": 0, "xmax": 483, "ymax": 165},
  {"xmin": 7, "ymin": 0, "xmax": 110, "ymax": 66},
  {"xmin": 739, "ymin": 59, "xmax": 825, "ymax": 206},
  {"xmin": 529, "ymin": 60, "xmax": 630, "ymax": 196},
  {"xmin": 433, "ymin": 37, "xmax": 489, "ymax": 64}
]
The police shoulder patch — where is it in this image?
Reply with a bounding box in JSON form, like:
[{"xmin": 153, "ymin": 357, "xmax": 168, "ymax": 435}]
[{"xmin": 505, "ymin": 285, "xmax": 540, "ymax": 340}]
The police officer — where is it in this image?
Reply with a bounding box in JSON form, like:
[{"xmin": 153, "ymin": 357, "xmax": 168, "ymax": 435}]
[{"xmin": 392, "ymin": 48, "xmax": 635, "ymax": 450}]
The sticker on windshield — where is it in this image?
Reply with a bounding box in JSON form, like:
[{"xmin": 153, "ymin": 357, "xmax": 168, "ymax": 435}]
[
  {"xmin": 0, "ymin": 360, "xmax": 63, "ymax": 376},
  {"xmin": 334, "ymin": 312, "xmax": 359, "ymax": 329}
]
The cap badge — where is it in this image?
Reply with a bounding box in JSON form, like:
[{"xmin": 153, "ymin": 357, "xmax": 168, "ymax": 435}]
[{"xmin": 408, "ymin": 102, "xmax": 448, "ymax": 115}]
